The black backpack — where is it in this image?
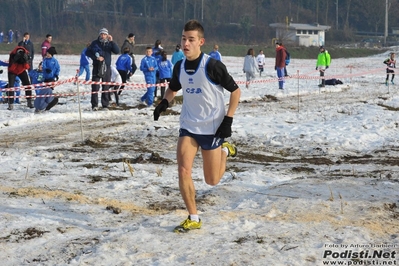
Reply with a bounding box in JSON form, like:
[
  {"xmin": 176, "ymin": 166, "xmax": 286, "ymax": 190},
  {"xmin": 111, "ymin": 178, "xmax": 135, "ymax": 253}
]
[{"xmin": 13, "ymin": 49, "xmax": 29, "ymax": 64}]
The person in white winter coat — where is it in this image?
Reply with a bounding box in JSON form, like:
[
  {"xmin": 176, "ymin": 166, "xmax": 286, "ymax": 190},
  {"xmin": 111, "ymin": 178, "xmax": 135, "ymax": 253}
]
[
  {"xmin": 256, "ymin": 50, "xmax": 265, "ymax": 77},
  {"xmin": 243, "ymin": 48, "xmax": 259, "ymax": 88}
]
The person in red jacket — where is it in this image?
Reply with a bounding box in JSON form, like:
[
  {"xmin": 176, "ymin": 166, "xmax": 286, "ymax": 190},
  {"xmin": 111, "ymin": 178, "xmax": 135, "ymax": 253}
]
[
  {"xmin": 7, "ymin": 46, "xmax": 33, "ymax": 110},
  {"xmin": 274, "ymin": 41, "xmax": 287, "ymax": 90}
]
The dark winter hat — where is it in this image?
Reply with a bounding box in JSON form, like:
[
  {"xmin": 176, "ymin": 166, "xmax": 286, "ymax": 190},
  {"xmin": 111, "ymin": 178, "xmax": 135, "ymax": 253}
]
[
  {"xmin": 176, "ymin": 44, "xmax": 181, "ymax": 48},
  {"xmin": 275, "ymin": 41, "xmax": 282, "ymax": 45},
  {"xmin": 128, "ymin": 33, "xmax": 135, "ymax": 38},
  {"xmin": 47, "ymin": 46, "xmax": 57, "ymax": 56},
  {"xmin": 319, "ymin": 45, "xmax": 325, "ymax": 50},
  {"xmin": 99, "ymin": 28, "xmax": 109, "ymax": 35}
]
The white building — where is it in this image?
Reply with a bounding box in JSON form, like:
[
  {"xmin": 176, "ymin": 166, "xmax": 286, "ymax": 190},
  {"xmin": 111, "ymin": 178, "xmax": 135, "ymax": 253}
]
[{"xmin": 269, "ymin": 23, "xmax": 331, "ymax": 47}]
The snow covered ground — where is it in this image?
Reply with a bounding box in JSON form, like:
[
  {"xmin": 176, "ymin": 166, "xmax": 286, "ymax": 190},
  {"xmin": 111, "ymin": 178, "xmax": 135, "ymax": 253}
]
[{"xmin": 0, "ymin": 50, "xmax": 398, "ymax": 266}]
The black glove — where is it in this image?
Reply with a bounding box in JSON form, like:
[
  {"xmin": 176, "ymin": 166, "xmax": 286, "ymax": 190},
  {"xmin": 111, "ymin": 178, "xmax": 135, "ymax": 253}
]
[
  {"xmin": 55, "ymin": 75, "xmax": 59, "ymax": 81},
  {"xmin": 316, "ymin": 67, "xmax": 318, "ymax": 70},
  {"xmin": 0, "ymin": 69, "xmax": 3, "ymax": 74},
  {"xmin": 326, "ymin": 66, "xmax": 329, "ymax": 69},
  {"xmin": 274, "ymin": 66, "xmax": 277, "ymax": 70},
  {"xmin": 45, "ymin": 69, "xmax": 51, "ymax": 73},
  {"xmin": 216, "ymin": 116, "xmax": 233, "ymax": 138},
  {"xmin": 153, "ymin": 99, "xmax": 169, "ymax": 121}
]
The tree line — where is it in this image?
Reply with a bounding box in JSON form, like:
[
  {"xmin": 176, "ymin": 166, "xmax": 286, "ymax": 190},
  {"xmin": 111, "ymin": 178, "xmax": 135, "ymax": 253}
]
[{"xmin": 0, "ymin": 0, "xmax": 398, "ymax": 46}]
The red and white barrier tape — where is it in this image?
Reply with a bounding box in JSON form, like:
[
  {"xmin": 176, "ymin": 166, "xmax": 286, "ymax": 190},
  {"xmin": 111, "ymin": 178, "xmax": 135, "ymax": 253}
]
[{"xmin": 0, "ymin": 66, "xmax": 394, "ymax": 99}]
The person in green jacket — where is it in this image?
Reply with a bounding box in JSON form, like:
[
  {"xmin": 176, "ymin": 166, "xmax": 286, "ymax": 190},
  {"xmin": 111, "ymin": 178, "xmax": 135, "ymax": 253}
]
[{"xmin": 316, "ymin": 46, "xmax": 331, "ymax": 87}]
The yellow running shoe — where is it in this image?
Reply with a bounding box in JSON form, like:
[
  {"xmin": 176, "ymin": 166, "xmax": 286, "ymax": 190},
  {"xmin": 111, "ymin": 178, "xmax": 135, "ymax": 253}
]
[
  {"xmin": 222, "ymin": 141, "xmax": 237, "ymax": 157},
  {"xmin": 174, "ymin": 216, "xmax": 202, "ymax": 233}
]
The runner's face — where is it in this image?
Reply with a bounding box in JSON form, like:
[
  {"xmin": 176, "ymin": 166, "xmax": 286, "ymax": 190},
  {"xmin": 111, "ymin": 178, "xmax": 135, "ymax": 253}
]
[
  {"xmin": 146, "ymin": 49, "xmax": 152, "ymax": 56},
  {"xmin": 181, "ymin": 30, "xmax": 204, "ymax": 60}
]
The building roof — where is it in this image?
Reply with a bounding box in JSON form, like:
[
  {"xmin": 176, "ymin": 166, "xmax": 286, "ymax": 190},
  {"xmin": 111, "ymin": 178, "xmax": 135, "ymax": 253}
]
[{"xmin": 270, "ymin": 23, "xmax": 331, "ymax": 31}]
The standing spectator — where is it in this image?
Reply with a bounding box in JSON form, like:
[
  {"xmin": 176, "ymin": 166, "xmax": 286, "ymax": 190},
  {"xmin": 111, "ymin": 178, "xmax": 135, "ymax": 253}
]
[
  {"xmin": 256, "ymin": 50, "xmax": 265, "ymax": 77},
  {"xmin": 85, "ymin": 28, "xmax": 120, "ymax": 111},
  {"xmin": 153, "ymin": 19, "xmax": 241, "ymax": 233},
  {"xmin": 41, "ymin": 34, "xmax": 52, "ymax": 58},
  {"xmin": 34, "ymin": 46, "xmax": 60, "ymax": 113},
  {"xmin": 208, "ymin": 44, "xmax": 222, "ymax": 61},
  {"xmin": 383, "ymin": 52, "xmax": 396, "ymax": 85},
  {"xmin": 0, "ymin": 31, "xmax": 4, "ymax": 43},
  {"xmin": 6, "ymin": 46, "xmax": 33, "ymax": 110},
  {"xmin": 115, "ymin": 46, "xmax": 132, "ymax": 95},
  {"xmin": 15, "ymin": 30, "xmax": 20, "ymax": 43},
  {"xmin": 152, "ymin": 39, "xmax": 163, "ymax": 56},
  {"xmin": 152, "ymin": 40, "xmax": 163, "ymax": 100},
  {"xmin": 120, "ymin": 33, "xmax": 137, "ymax": 78},
  {"xmin": 275, "ymin": 41, "xmax": 287, "ymax": 90},
  {"xmin": 139, "ymin": 46, "xmax": 158, "ymax": 107},
  {"xmin": 18, "ymin": 32, "xmax": 35, "ymax": 71},
  {"xmin": 109, "ymin": 65, "xmax": 122, "ymax": 106},
  {"xmin": 29, "ymin": 61, "xmax": 44, "ymax": 95},
  {"xmin": 316, "ymin": 45, "xmax": 331, "ymax": 88},
  {"xmin": 8, "ymin": 29, "xmax": 13, "ymax": 44},
  {"xmin": 157, "ymin": 50, "xmax": 173, "ymax": 100},
  {"xmin": 284, "ymin": 48, "xmax": 290, "ymax": 77},
  {"xmin": 171, "ymin": 44, "xmax": 185, "ymax": 65},
  {"xmin": 243, "ymin": 48, "xmax": 259, "ymax": 89},
  {"xmin": 76, "ymin": 42, "xmax": 91, "ymax": 83}
]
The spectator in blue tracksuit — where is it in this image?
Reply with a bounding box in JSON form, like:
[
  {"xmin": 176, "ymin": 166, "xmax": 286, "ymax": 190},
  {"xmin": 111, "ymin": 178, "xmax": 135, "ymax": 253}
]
[
  {"xmin": 0, "ymin": 59, "xmax": 8, "ymax": 101},
  {"xmin": 8, "ymin": 29, "xmax": 13, "ymax": 44},
  {"xmin": 0, "ymin": 77, "xmax": 21, "ymax": 103},
  {"xmin": 76, "ymin": 43, "xmax": 91, "ymax": 82},
  {"xmin": 209, "ymin": 44, "xmax": 222, "ymax": 61},
  {"xmin": 29, "ymin": 61, "xmax": 44, "ymax": 95},
  {"xmin": 34, "ymin": 46, "xmax": 60, "ymax": 113},
  {"xmin": 85, "ymin": 28, "xmax": 120, "ymax": 110},
  {"xmin": 140, "ymin": 46, "xmax": 158, "ymax": 107},
  {"xmin": 115, "ymin": 46, "xmax": 132, "ymax": 95},
  {"xmin": 0, "ymin": 60, "xmax": 17, "ymax": 103},
  {"xmin": 0, "ymin": 80, "xmax": 6, "ymax": 102},
  {"xmin": 152, "ymin": 40, "xmax": 163, "ymax": 99},
  {"xmin": 171, "ymin": 44, "xmax": 185, "ymax": 65},
  {"xmin": 157, "ymin": 50, "xmax": 173, "ymax": 100}
]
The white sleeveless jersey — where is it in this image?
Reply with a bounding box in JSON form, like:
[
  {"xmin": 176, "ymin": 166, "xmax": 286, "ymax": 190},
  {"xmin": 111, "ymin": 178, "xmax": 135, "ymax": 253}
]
[{"xmin": 179, "ymin": 54, "xmax": 225, "ymax": 135}]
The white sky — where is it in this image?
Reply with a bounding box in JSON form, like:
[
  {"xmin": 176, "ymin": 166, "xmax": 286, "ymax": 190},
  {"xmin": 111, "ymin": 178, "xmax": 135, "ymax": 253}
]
[{"xmin": 0, "ymin": 50, "xmax": 398, "ymax": 266}]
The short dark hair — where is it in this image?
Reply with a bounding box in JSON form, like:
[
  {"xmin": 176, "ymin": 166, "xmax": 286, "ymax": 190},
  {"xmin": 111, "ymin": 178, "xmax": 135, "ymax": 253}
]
[
  {"xmin": 184, "ymin": 20, "xmax": 204, "ymax": 38},
  {"xmin": 23, "ymin": 32, "xmax": 29, "ymax": 36},
  {"xmin": 46, "ymin": 34, "xmax": 52, "ymax": 38}
]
